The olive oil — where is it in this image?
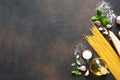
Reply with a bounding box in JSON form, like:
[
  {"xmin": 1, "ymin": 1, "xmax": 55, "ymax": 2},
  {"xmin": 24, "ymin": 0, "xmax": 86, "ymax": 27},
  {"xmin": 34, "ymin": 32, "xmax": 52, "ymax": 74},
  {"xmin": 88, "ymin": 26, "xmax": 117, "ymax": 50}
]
[{"xmin": 89, "ymin": 58, "xmax": 108, "ymax": 76}]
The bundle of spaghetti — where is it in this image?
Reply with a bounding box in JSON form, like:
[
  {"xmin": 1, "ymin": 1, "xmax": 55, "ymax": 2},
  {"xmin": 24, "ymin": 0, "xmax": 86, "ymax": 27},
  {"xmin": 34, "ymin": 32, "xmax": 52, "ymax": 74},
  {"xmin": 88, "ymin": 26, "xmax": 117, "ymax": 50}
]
[{"xmin": 85, "ymin": 25, "xmax": 120, "ymax": 79}]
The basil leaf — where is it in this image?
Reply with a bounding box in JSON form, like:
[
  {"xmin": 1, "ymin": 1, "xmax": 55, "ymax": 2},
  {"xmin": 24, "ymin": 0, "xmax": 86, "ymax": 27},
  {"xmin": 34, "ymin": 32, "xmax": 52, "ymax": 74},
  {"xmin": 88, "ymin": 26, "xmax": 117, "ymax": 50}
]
[
  {"xmin": 101, "ymin": 14, "xmax": 105, "ymax": 18},
  {"xmin": 106, "ymin": 19, "xmax": 110, "ymax": 23},
  {"xmin": 71, "ymin": 70, "xmax": 82, "ymax": 75},
  {"xmin": 76, "ymin": 59, "xmax": 81, "ymax": 65},
  {"xmin": 91, "ymin": 16, "xmax": 99, "ymax": 21},
  {"xmin": 71, "ymin": 71, "xmax": 77, "ymax": 75},
  {"xmin": 101, "ymin": 19, "xmax": 110, "ymax": 26},
  {"xmin": 71, "ymin": 63, "xmax": 76, "ymax": 67},
  {"xmin": 76, "ymin": 71, "xmax": 82, "ymax": 75},
  {"xmin": 97, "ymin": 8, "xmax": 102, "ymax": 16}
]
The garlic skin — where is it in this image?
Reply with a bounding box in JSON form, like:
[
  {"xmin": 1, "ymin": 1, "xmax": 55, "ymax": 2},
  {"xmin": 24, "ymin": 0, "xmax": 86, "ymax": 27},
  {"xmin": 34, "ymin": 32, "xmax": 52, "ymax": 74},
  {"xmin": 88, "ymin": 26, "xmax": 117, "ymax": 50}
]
[
  {"xmin": 76, "ymin": 55, "xmax": 80, "ymax": 59},
  {"xmin": 103, "ymin": 30, "xmax": 109, "ymax": 35},
  {"xmin": 98, "ymin": 27, "xmax": 104, "ymax": 31}
]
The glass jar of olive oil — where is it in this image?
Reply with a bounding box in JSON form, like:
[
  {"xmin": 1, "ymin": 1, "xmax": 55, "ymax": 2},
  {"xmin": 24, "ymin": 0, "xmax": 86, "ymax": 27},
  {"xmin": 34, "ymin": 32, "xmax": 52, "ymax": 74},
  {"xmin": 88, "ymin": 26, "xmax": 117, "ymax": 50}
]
[{"xmin": 89, "ymin": 58, "xmax": 109, "ymax": 76}]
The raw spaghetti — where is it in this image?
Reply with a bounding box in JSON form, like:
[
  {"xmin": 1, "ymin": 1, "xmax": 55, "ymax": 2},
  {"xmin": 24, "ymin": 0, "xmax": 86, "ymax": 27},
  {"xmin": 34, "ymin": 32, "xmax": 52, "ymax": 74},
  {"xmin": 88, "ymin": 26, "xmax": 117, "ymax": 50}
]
[{"xmin": 85, "ymin": 25, "xmax": 120, "ymax": 80}]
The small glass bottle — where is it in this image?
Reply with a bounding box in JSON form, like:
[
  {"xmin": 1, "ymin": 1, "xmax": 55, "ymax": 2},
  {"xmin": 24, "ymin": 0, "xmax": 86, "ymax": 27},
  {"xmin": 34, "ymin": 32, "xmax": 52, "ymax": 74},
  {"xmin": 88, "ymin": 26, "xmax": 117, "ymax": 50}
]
[{"xmin": 89, "ymin": 58, "xmax": 109, "ymax": 76}]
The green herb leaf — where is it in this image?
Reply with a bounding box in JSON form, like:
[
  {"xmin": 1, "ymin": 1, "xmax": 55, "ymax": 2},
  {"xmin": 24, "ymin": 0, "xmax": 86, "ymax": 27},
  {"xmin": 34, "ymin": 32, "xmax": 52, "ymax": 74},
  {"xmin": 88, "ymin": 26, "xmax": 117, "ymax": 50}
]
[
  {"xmin": 71, "ymin": 70, "xmax": 82, "ymax": 75},
  {"xmin": 99, "ymin": 14, "xmax": 105, "ymax": 21},
  {"xmin": 97, "ymin": 8, "xmax": 102, "ymax": 16},
  {"xmin": 76, "ymin": 71, "xmax": 82, "ymax": 75},
  {"xmin": 91, "ymin": 16, "xmax": 99, "ymax": 21},
  {"xmin": 101, "ymin": 18, "xmax": 110, "ymax": 26},
  {"xmin": 76, "ymin": 59, "xmax": 81, "ymax": 65},
  {"xmin": 71, "ymin": 71, "xmax": 77, "ymax": 75},
  {"xmin": 101, "ymin": 14, "xmax": 105, "ymax": 18},
  {"xmin": 71, "ymin": 63, "xmax": 76, "ymax": 67},
  {"xmin": 106, "ymin": 19, "xmax": 110, "ymax": 23}
]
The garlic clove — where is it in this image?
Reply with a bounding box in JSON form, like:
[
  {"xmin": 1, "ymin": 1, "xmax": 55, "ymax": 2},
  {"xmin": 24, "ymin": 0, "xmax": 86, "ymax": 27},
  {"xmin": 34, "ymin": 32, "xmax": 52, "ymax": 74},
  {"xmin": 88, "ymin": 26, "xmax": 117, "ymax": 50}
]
[
  {"xmin": 84, "ymin": 70, "xmax": 90, "ymax": 76},
  {"xmin": 77, "ymin": 65, "xmax": 86, "ymax": 71},
  {"xmin": 118, "ymin": 31, "xmax": 120, "ymax": 37},
  {"xmin": 116, "ymin": 16, "xmax": 120, "ymax": 25},
  {"xmin": 106, "ymin": 24, "xmax": 112, "ymax": 29},
  {"xmin": 94, "ymin": 21, "xmax": 101, "ymax": 26}
]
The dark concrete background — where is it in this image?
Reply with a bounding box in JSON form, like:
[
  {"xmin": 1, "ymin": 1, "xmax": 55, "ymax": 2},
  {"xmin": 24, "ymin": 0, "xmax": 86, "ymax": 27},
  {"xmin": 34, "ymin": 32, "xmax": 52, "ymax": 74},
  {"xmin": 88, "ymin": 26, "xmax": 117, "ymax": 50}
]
[{"xmin": 0, "ymin": 0, "xmax": 119, "ymax": 80}]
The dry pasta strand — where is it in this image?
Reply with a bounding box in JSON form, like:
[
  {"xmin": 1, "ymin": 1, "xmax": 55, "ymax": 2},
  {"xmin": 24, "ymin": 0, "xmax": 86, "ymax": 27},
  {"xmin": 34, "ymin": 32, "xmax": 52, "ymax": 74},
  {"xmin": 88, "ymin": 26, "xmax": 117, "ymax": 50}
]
[{"xmin": 85, "ymin": 25, "xmax": 120, "ymax": 80}]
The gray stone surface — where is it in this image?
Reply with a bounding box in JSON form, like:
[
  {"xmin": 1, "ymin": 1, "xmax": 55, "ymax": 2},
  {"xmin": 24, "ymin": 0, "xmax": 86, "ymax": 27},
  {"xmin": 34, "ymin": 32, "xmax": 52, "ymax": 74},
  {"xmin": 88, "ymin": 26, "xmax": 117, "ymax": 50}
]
[{"xmin": 0, "ymin": 0, "xmax": 118, "ymax": 80}]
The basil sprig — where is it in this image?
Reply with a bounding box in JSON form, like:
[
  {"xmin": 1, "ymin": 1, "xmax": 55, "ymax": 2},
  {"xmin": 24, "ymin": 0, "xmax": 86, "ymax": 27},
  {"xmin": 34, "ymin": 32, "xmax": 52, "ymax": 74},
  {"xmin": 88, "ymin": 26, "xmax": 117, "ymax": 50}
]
[{"xmin": 91, "ymin": 8, "xmax": 110, "ymax": 26}]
